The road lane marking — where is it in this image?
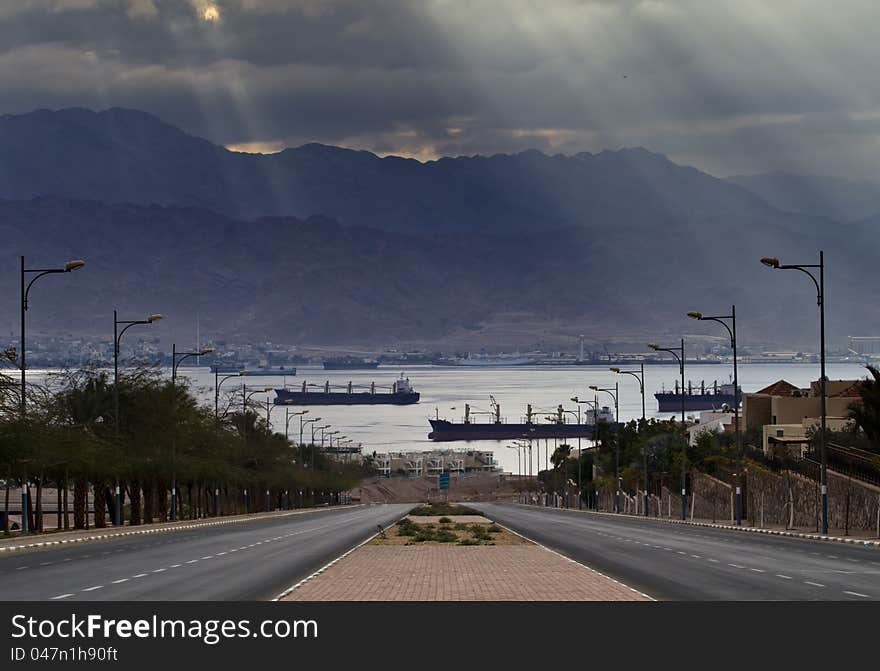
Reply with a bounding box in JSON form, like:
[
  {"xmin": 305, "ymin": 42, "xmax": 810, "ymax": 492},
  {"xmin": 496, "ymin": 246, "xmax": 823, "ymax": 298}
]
[
  {"xmin": 152, "ymin": 568, "xmax": 166, "ymax": 573},
  {"xmin": 186, "ymin": 559, "xmax": 198, "ymax": 564},
  {"xmin": 169, "ymin": 564, "xmax": 181, "ymax": 568},
  {"xmin": 51, "ymin": 593, "xmax": 73, "ymax": 600},
  {"xmin": 805, "ymin": 581, "xmax": 825, "ymax": 587},
  {"xmin": 728, "ymin": 564, "xmax": 745, "ymax": 568},
  {"xmin": 750, "ymin": 568, "xmax": 765, "ymax": 573},
  {"xmin": 201, "ymin": 556, "xmax": 213, "ymax": 560},
  {"xmin": 707, "ymin": 559, "xmax": 720, "ymax": 563},
  {"xmin": 776, "ymin": 575, "xmax": 793, "ymax": 579},
  {"xmin": 690, "ymin": 555, "xmax": 702, "ymax": 559},
  {"xmin": 82, "ymin": 585, "xmax": 103, "ymax": 592},
  {"xmin": 132, "ymin": 573, "xmax": 148, "ymax": 578},
  {"xmin": 16, "ymin": 566, "xmax": 28, "ymax": 570},
  {"xmin": 843, "ymin": 591, "xmax": 870, "ymax": 598},
  {"xmin": 111, "ymin": 578, "xmax": 128, "ymax": 584}
]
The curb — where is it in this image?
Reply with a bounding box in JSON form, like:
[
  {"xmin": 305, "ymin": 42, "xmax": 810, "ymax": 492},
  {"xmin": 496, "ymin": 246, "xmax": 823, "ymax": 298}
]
[
  {"xmin": 0, "ymin": 505, "xmax": 361, "ymax": 555},
  {"xmin": 519, "ymin": 503, "xmax": 880, "ymax": 549}
]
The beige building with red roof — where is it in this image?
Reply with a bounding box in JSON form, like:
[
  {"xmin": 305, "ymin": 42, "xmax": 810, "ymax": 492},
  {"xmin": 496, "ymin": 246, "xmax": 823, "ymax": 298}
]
[{"xmin": 743, "ymin": 378, "xmax": 864, "ymax": 456}]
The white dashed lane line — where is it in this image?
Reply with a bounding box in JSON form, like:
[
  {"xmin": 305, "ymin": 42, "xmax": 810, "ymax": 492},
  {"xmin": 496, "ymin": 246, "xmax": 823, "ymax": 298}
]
[
  {"xmin": 805, "ymin": 581, "xmax": 825, "ymax": 587},
  {"xmin": 776, "ymin": 574, "xmax": 793, "ymax": 580},
  {"xmin": 50, "ymin": 593, "xmax": 73, "ymax": 600},
  {"xmin": 844, "ymin": 591, "xmax": 870, "ymax": 598},
  {"xmin": 40, "ymin": 514, "xmax": 413, "ymax": 600}
]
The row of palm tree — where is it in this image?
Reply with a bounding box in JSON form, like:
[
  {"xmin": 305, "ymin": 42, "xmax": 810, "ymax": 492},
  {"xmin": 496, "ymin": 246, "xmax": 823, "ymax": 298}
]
[{"xmin": 1, "ymin": 366, "xmax": 363, "ymax": 534}]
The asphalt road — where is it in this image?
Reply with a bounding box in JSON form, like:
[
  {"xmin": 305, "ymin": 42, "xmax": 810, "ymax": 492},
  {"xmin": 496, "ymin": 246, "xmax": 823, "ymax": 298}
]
[
  {"xmin": 1, "ymin": 504, "xmax": 410, "ymax": 601},
  {"xmin": 472, "ymin": 503, "xmax": 880, "ymax": 600}
]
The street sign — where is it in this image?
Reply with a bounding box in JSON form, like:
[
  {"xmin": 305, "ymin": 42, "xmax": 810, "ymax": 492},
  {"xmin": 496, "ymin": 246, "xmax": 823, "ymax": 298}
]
[{"xmin": 439, "ymin": 472, "xmax": 450, "ymax": 490}]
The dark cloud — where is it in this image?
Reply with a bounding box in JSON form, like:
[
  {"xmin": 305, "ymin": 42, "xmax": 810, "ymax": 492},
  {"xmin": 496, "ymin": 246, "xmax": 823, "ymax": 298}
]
[{"xmin": 1, "ymin": 0, "xmax": 879, "ymax": 177}]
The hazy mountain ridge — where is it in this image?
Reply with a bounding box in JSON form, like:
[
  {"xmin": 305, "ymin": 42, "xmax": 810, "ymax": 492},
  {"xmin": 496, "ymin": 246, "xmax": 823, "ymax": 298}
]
[
  {"xmin": 1, "ymin": 107, "xmax": 877, "ymax": 349},
  {"xmin": 1, "ymin": 107, "xmax": 777, "ymax": 235}
]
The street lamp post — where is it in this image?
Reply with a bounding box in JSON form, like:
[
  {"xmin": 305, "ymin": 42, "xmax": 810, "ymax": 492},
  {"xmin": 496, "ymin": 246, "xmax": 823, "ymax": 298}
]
[
  {"xmin": 572, "ymin": 396, "xmax": 600, "ymax": 510},
  {"xmin": 215, "ymin": 369, "xmax": 248, "ymax": 418},
  {"xmin": 590, "ymin": 383, "xmax": 619, "ymax": 513},
  {"xmin": 507, "ymin": 444, "xmax": 522, "ymax": 479},
  {"xmin": 761, "ymin": 252, "xmax": 828, "ymax": 534},
  {"xmin": 263, "ymin": 395, "xmax": 282, "ymax": 428},
  {"xmin": 612, "ymin": 364, "xmax": 648, "ymax": 516},
  {"xmin": 170, "ymin": 344, "xmax": 214, "ymax": 521},
  {"xmin": 561, "ymin": 406, "xmax": 582, "ymax": 508},
  {"xmin": 312, "ymin": 424, "xmax": 330, "ymax": 470},
  {"xmin": 113, "ymin": 310, "xmax": 162, "ymax": 525},
  {"xmin": 19, "ymin": 256, "xmax": 85, "ymax": 533},
  {"xmin": 240, "ymin": 386, "xmax": 272, "ymax": 512},
  {"xmin": 648, "ymin": 339, "xmax": 687, "ymax": 521},
  {"xmin": 285, "ymin": 409, "xmax": 309, "ymax": 442},
  {"xmin": 688, "ymin": 307, "xmax": 741, "ymax": 525}
]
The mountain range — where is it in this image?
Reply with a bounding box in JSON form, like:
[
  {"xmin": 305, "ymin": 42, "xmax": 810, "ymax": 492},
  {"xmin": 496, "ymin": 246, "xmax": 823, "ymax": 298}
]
[{"xmin": 0, "ymin": 107, "xmax": 877, "ymax": 350}]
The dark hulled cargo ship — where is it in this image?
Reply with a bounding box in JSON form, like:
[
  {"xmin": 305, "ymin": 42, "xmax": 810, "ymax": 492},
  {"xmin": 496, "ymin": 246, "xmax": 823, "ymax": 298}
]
[
  {"xmin": 428, "ymin": 400, "xmax": 618, "ymax": 441},
  {"xmin": 274, "ymin": 375, "xmax": 419, "ymax": 406},
  {"xmin": 654, "ymin": 380, "xmax": 740, "ymax": 412}
]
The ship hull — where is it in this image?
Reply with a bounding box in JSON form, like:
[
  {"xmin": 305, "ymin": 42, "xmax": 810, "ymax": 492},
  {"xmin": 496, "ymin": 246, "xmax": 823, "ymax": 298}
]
[
  {"xmin": 274, "ymin": 390, "xmax": 419, "ymax": 406},
  {"xmin": 428, "ymin": 419, "xmax": 614, "ymax": 441},
  {"xmin": 654, "ymin": 393, "xmax": 737, "ymax": 412}
]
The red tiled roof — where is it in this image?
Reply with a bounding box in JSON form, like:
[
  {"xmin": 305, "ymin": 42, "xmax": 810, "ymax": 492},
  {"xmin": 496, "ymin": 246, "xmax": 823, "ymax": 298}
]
[
  {"xmin": 830, "ymin": 381, "xmax": 864, "ymax": 398},
  {"xmin": 755, "ymin": 380, "xmax": 800, "ymax": 396}
]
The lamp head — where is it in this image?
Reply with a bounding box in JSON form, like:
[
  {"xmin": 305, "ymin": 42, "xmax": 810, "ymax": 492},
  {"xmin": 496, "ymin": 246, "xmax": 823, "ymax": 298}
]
[
  {"xmin": 588, "ymin": 385, "xmax": 598, "ymax": 391},
  {"xmin": 65, "ymin": 259, "xmax": 85, "ymax": 272},
  {"xmin": 760, "ymin": 256, "xmax": 780, "ymax": 268},
  {"xmin": 147, "ymin": 314, "xmax": 163, "ymax": 323},
  {"xmin": 687, "ymin": 311, "xmax": 703, "ymax": 320},
  {"xmin": 570, "ymin": 396, "xmax": 579, "ymax": 403},
  {"xmin": 610, "ymin": 367, "xmax": 621, "ymax": 373},
  {"xmin": 263, "ymin": 386, "xmax": 273, "ymax": 392},
  {"xmin": 200, "ymin": 347, "xmax": 214, "ymax": 355},
  {"xmin": 647, "ymin": 343, "xmax": 659, "ymax": 351},
  {"xmin": 239, "ymin": 370, "xmax": 249, "ymax": 376}
]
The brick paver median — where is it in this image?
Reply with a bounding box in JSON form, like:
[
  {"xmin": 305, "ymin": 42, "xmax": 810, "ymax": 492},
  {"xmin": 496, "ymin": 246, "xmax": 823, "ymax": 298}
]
[{"xmin": 282, "ymin": 545, "xmax": 650, "ymax": 601}]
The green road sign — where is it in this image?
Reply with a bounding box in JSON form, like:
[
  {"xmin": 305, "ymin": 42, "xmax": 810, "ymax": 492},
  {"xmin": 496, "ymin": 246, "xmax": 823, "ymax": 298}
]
[{"xmin": 439, "ymin": 472, "xmax": 450, "ymax": 490}]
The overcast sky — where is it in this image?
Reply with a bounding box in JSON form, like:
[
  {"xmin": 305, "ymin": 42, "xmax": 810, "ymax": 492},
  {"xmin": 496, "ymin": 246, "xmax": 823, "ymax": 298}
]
[{"xmin": 1, "ymin": 0, "xmax": 879, "ymax": 178}]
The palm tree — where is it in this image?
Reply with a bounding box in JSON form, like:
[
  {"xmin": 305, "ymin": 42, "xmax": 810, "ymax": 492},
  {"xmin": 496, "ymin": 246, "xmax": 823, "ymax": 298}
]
[{"xmin": 849, "ymin": 365, "xmax": 880, "ymax": 449}]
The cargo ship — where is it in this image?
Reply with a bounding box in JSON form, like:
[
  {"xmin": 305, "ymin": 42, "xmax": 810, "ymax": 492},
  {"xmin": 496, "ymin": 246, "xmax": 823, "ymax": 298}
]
[
  {"xmin": 322, "ymin": 357, "xmax": 380, "ymax": 370},
  {"xmin": 274, "ymin": 374, "xmax": 419, "ymax": 405},
  {"xmin": 428, "ymin": 399, "xmax": 617, "ymax": 441},
  {"xmin": 654, "ymin": 380, "xmax": 740, "ymax": 412}
]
